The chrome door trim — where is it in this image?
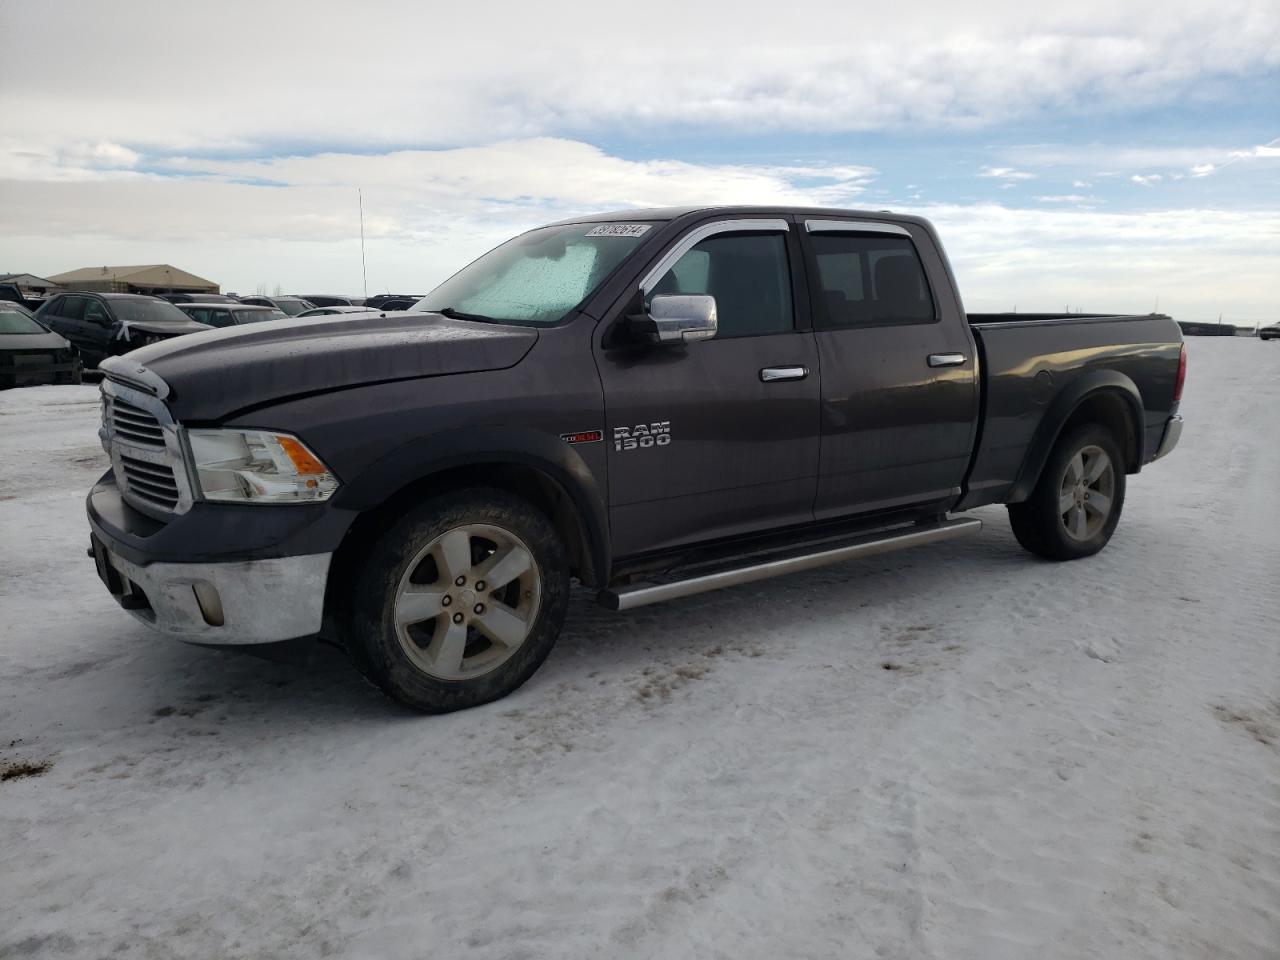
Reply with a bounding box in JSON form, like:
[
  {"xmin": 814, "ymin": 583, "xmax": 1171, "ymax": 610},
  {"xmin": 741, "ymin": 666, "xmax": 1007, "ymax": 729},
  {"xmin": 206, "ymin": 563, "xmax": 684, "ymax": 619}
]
[
  {"xmin": 928, "ymin": 353, "xmax": 967, "ymax": 367},
  {"xmin": 760, "ymin": 366, "xmax": 809, "ymax": 382},
  {"xmin": 804, "ymin": 219, "xmax": 911, "ymax": 237},
  {"xmin": 640, "ymin": 218, "xmax": 790, "ymax": 295}
]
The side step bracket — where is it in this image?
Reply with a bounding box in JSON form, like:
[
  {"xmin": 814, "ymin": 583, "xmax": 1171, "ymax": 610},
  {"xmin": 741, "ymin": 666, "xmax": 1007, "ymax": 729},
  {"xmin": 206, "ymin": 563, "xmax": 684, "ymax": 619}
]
[{"xmin": 599, "ymin": 516, "xmax": 982, "ymax": 611}]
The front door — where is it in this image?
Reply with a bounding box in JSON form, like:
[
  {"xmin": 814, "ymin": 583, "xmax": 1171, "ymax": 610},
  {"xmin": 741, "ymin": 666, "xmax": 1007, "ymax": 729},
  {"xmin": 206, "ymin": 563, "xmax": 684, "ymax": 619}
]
[
  {"xmin": 801, "ymin": 220, "xmax": 978, "ymax": 519},
  {"xmin": 80, "ymin": 297, "xmax": 115, "ymax": 363},
  {"xmin": 595, "ymin": 218, "xmax": 821, "ymax": 558}
]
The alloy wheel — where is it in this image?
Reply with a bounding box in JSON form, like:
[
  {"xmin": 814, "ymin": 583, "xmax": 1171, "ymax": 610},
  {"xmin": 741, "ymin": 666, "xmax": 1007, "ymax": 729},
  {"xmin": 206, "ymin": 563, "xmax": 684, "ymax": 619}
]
[
  {"xmin": 393, "ymin": 523, "xmax": 542, "ymax": 680},
  {"xmin": 1058, "ymin": 444, "xmax": 1115, "ymax": 541}
]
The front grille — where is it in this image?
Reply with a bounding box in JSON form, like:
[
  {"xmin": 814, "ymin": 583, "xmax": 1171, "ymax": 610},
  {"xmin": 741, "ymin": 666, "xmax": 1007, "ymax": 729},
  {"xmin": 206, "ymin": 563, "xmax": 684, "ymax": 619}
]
[
  {"xmin": 101, "ymin": 382, "xmax": 190, "ymax": 517},
  {"xmin": 109, "ymin": 398, "xmax": 166, "ymax": 447},
  {"xmin": 118, "ymin": 453, "xmax": 181, "ymax": 511}
]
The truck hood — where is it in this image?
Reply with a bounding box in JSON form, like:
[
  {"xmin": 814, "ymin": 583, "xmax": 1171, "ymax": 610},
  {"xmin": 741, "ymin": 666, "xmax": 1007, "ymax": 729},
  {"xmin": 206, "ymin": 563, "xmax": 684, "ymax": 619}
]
[{"xmin": 115, "ymin": 312, "xmax": 539, "ymax": 421}]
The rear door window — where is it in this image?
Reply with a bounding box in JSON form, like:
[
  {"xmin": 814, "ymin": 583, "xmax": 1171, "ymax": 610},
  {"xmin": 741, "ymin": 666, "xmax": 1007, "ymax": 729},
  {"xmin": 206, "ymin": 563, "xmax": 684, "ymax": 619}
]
[{"xmin": 810, "ymin": 233, "xmax": 936, "ymax": 327}]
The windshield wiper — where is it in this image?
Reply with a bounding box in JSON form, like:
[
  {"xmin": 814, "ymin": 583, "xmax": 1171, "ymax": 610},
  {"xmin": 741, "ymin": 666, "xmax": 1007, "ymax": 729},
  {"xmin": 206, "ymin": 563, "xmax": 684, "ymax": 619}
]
[{"xmin": 435, "ymin": 306, "xmax": 501, "ymax": 324}]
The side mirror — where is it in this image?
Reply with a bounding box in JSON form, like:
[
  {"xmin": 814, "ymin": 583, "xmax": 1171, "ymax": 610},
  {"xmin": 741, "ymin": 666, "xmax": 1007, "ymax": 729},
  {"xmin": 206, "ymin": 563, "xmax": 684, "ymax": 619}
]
[{"xmin": 642, "ymin": 293, "xmax": 718, "ymax": 344}]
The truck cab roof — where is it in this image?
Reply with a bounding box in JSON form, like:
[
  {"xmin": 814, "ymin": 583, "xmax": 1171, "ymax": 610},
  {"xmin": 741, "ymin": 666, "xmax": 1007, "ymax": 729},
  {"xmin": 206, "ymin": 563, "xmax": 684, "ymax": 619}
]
[{"xmin": 545, "ymin": 205, "xmax": 933, "ymax": 230}]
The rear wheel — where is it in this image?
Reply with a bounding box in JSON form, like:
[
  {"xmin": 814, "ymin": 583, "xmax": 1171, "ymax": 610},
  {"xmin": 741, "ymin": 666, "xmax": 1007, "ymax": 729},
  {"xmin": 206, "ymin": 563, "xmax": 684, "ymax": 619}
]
[
  {"xmin": 1008, "ymin": 424, "xmax": 1126, "ymax": 561},
  {"xmin": 346, "ymin": 489, "xmax": 570, "ymax": 713}
]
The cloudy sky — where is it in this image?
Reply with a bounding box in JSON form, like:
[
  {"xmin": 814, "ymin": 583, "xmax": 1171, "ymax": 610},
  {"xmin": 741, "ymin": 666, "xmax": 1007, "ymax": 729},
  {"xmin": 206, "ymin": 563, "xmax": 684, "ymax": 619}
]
[{"xmin": 1, "ymin": 0, "xmax": 1277, "ymax": 321}]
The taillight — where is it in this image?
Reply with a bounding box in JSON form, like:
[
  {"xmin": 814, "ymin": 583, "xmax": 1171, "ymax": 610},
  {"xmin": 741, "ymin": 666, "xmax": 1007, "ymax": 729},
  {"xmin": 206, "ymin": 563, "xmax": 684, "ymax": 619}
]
[{"xmin": 1173, "ymin": 344, "xmax": 1187, "ymax": 403}]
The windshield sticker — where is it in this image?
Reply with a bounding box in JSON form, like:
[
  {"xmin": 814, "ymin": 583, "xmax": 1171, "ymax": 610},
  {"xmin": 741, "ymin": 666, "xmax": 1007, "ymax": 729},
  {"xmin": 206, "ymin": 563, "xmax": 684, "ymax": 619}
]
[{"xmin": 586, "ymin": 224, "xmax": 652, "ymax": 238}]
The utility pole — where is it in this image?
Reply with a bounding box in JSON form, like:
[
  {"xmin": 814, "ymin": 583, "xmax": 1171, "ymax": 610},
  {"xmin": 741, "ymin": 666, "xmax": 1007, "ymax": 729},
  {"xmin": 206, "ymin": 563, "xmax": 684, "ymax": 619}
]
[{"xmin": 359, "ymin": 188, "xmax": 368, "ymax": 299}]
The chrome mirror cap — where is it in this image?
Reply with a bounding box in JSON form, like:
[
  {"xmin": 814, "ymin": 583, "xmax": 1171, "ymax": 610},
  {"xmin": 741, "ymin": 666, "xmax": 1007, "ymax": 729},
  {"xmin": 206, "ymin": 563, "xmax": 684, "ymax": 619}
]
[{"xmin": 647, "ymin": 294, "xmax": 718, "ymax": 344}]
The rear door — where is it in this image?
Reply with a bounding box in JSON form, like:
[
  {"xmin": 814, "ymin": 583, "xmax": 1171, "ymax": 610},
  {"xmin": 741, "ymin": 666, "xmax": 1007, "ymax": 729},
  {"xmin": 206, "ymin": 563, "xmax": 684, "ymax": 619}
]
[
  {"xmin": 801, "ymin": 219, "xmax": 978, "ymax": 519},
  {"xmin": 44, "ymin": 295, "xmax": 90, "ymax": 354},
  {"xmin": 594, "ymin": 217, "xmax": 821, "ymax": 557}
]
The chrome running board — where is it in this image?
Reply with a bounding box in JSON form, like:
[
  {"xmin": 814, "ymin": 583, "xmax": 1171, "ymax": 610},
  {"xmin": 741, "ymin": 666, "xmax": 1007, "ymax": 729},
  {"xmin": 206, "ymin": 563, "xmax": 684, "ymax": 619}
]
[{"xmin": 600, "ymin": 516, "xmax": 982, "ymax": 611}]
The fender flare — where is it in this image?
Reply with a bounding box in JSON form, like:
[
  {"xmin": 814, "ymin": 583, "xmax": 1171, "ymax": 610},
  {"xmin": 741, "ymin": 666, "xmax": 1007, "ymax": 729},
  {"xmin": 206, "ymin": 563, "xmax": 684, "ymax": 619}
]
[
  {"xmin": 1009, "ymin": 370, "xmax": 1145, "ymax": 503},
  {"xmin": 333, "ymin": 426, "xmax": 611, "ymax": 584}
]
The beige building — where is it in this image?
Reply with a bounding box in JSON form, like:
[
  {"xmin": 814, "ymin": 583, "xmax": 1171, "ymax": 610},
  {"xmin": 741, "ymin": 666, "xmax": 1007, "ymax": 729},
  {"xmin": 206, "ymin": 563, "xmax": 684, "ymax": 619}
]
[{"xmin": 47, "ymin": 264, "xmax": 219, "ymax": 296}]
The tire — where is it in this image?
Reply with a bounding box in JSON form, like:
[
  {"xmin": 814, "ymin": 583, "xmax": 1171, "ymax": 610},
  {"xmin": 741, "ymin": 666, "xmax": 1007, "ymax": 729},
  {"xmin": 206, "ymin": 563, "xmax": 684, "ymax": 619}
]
[
  {"xmin": 1007, "ymin": 423, "xmax": 1126, "ymax": 561},
  {"xmin": 345, "ymin": 488, "xmax": 570, "ymax": 713}
]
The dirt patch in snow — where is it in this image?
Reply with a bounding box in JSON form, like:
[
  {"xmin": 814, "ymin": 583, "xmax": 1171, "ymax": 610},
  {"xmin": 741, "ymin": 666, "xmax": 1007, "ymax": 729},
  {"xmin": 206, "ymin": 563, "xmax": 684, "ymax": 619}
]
[
  {"xmin": 1213, "ymin": 702, "xmax": 1280, "ymax": 750},
  {"xmin": 1, "ymin": 759, "xmax": 53, "ymax": 782}
]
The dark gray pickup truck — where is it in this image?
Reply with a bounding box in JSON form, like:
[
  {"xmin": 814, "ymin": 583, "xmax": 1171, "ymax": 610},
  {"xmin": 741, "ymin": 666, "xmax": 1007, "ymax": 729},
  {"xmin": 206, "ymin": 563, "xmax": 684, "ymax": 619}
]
[{"xmin": 87, "ymin": 206, "xmax": 1186, "ymax": 712}]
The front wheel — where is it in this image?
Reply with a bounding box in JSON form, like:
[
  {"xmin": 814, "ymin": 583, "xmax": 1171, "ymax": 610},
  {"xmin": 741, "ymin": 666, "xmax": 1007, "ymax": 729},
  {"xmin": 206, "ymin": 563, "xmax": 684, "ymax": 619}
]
[
  {"xmin": 1007, "ymin": 424, "xmax": 1126, "ymax": 561},
  {"xmin": 346, "ymin": 489, "xmax": 570, "ymax": 713}
]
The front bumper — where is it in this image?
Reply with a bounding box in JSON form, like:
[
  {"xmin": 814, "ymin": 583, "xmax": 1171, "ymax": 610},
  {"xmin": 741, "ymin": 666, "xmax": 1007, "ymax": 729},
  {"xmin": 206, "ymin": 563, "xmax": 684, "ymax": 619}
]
[
  {"xmin": 90, "ymin": 534, "xmax": 330, "ymax": 644},
  {"xmin": 87, "ymin": 471, "xmax": 349, "ymax": 645},
  {"xmin": 0, "ymin": 357, "xmax": 81, "ymax": 388},
  {"xmin": 1153, "ymin": 414, "xmax": 1183, "ymax": 461}
]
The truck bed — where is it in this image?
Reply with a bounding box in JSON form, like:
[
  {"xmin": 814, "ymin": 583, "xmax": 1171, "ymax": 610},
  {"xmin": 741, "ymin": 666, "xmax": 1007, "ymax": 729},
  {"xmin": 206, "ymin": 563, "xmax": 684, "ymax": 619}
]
[{"xmin": 959, "ymin": 312, "xmax": 1183, "ymax": 510}]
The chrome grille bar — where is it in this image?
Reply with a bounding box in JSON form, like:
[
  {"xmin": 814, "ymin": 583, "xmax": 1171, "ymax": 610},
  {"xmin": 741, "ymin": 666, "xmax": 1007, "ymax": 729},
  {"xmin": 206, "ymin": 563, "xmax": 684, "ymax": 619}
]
[{"xmin": 100, "ymin": 376, "xmax": 194, "ymax": 519}]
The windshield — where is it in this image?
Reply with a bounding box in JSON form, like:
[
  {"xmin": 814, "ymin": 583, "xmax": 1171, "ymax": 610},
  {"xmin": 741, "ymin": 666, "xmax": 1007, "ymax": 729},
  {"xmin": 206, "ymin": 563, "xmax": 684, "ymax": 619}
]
[
  {"xmin": 0, "ymin": 310, "xmax": 47, "ymax": 334},
  {"xmin": 111, "ymin": 299, "xmax": 194, "ymax": 324},
  {"xmin": 414, "ymin": 222, "xmax": 654, "ymax": 325},
  {"xmin": 233, "ymin": 309, "xmax": 273, "ymax": 324},
  {"xmin": 276, "ymin": 299, "xmax": 313, "ymax": 316}
]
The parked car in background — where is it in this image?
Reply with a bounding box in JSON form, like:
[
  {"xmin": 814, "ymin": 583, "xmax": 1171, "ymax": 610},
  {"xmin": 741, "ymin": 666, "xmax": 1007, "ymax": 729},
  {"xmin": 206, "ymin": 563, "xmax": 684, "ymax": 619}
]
[
  {"xmin": 238, "ymin": 295, "xmax": 315, "ymax": 316},
  {"xmin": 295, "ymin": 295, "xmax": 361, "ymax": 307},
  {"xmin": 296, "ymin": 305, "xmax": 387, "ymax": 318},
  {"xmin": 364, "ymin": 294, "xmax": 423, "ymax": 310},
  {"xmin": 162, "ymin": 293, "xmax": 241, "ymax": 305},
  {"xmin": 176, "ymin": 303, "xmax": 285, "ymax": 327},
  {"xmin": 35, "ymin": 293, "xmax": 211, "ymax": 369},
  {"xmin": 1259, "ymin": 323, "xmax": 1280, "ymax": 341},
  {"xmin": 0, "ymin": 302, "xmax": 82, "ymax": 388}
]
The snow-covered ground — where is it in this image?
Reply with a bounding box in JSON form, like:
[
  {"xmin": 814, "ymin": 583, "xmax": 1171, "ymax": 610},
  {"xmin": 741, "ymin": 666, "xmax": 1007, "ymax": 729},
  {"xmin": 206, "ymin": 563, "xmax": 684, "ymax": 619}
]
[{"xmin": 1, "ymin": 339, "xmax": 1277, "ymax": 960}]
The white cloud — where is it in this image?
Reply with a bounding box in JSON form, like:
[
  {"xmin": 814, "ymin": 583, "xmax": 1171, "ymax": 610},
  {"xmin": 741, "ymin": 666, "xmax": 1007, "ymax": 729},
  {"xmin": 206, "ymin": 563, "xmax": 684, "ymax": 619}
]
[
  {"xmin": 1072, "ymin": 180, "xmax": 1093, "ymax": 188},
  {"xmin": 1, "ymin": 142, "xmax": 1275, "ymax": 322},
  {"xmin": 1003, "ymin": 138, "xmax": 1280, "ymax": 181},
  {"xmin": 1185, "ymin": 137, "xmax": 1280, "ymax": 177},
  {"xmin": 1034, "ymin": 194, "xmax": 1093, "ymax": 203},
  {"xmin": 1131, "ymin": 174, "xmax": 1164, "ymax": 186},
  {"xmin": 1231, "ymin": 141, "xmax": 1280, "ymax": 159},
  {"xmin": 1, "ymin": 0, "xmax": 1277, "ymax": 149},
  {"xmin": 981, "ymin": 166, "xmax": 1036, "ymax": 181},
  {"xmin": 914, "ymin": 201, "xmax": 1280, "ymax": 320},
  {"xmin": 0, "ymin": 139, "xmax": 876, "ymax": 292}
]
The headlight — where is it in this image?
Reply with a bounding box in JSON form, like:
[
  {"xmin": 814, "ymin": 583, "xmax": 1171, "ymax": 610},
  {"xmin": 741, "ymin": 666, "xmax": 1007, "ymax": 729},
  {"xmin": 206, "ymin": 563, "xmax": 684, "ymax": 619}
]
[{"xmin": 186, "ymin": 429, "xmax": 339, "ymax": 503}]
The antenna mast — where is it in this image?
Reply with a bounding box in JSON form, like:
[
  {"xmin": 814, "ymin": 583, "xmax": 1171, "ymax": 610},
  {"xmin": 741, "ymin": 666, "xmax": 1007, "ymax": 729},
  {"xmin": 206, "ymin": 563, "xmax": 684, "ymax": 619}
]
[{"xmin": 359, "ymin": 188, "xmax": 368, "ymax": 299}]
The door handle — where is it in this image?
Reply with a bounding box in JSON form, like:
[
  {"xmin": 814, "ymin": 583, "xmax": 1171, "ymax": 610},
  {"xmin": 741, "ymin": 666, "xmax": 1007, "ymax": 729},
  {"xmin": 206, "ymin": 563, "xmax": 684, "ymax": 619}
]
[
  {"xmin": 927, "ymin": 353, "xmax": 966, "ymax": 368},
  {"xmin": 760, "ymin": 366, "xmax": 809, "ymax": 382}
]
